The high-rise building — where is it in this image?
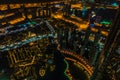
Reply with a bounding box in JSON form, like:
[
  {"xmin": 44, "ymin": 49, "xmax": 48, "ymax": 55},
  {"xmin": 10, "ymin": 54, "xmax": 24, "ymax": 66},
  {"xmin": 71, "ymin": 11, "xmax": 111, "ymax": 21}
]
[{"xmin": 91, "ymin": 5, "xmax": 120, "ymax": 80}]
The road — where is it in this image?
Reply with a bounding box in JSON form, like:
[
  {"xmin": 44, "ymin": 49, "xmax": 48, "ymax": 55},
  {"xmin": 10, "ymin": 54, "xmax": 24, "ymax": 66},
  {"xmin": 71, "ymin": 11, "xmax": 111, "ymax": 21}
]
[{"xmin": 52, "ymin": 12, "xmax": 109, "ymax": 36}]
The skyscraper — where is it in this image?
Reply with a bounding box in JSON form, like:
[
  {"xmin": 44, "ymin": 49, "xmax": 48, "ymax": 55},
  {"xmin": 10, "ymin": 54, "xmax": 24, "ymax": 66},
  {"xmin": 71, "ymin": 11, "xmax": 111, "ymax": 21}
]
[{"xmin": 91, "ymin": 5, "xmax": 120, "ymax": 80}]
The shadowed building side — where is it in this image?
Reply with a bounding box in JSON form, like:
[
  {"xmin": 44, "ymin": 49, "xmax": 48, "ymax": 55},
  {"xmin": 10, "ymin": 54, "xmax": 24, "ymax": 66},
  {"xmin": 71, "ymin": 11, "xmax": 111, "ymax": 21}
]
[{"xmin": 91, "ymin": 5, "xmax": 120, "ymax": 80}]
